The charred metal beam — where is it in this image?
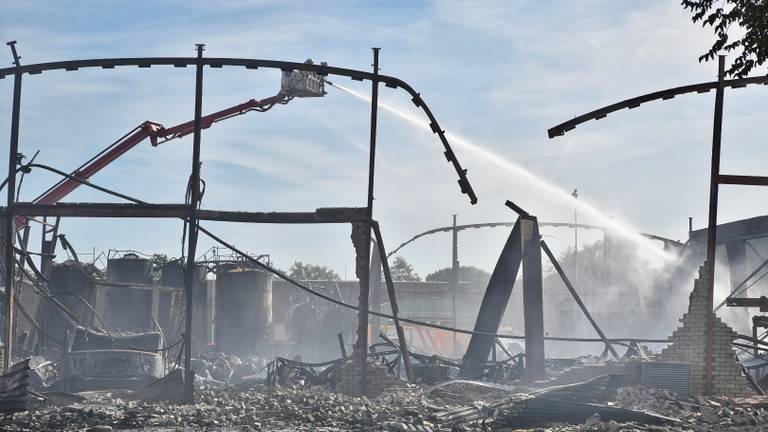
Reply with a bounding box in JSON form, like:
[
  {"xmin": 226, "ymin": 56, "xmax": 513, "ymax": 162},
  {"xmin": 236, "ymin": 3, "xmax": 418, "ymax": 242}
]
[
  {"xmin": 520, "ymin": 216, "xmax": 545, "ymax": 381},
  {"xmin": 450, "ymin": 214, "xmax": 459, "ymax": 357},
  {"xmin": 718, "ymin": 175, "xmax": 768, "ymax": 186},
  {"xmin": 3, "ymin": 41, "xmax": 22, "ymax": 371},
  {"xmin": 372, "ymin": 221, "xmax": 414, "ymax": 382},
  {"xmin": 369, "ymin": 239, "xmax": 382, "ymax": 334},
  {"xmin": 337, "ymin": 332, "xmax": 347, "ymax": 360},
  {"xmin": 10, "ymin": 203, "xmax": 189, "ymax": 218},
  {"xmin": 9, "ymin": 203, "xmax": 367, "ymax": 223},
  {"xmin": 388, "ymin": 220, "xmax": 683, "ymax": 257},
  {"xmin": 0, "ymin": 56, "xmax": 476, "ymax": 205},
  {"xmin": 197, "ymin": 208, "xmax": 368, "ymax": 223},
  {"xmin": 183, "ymin": 43, "xmax": 205, "ymax": 403},
  {"xmin": 352, "ymin": 48, "xmax": 382, "ymax": 395},
  {"xmin": 461, "ymin": 219, "xmax": 522, "ymax": 374},
  {"xmin": 726, "ymin": 296, "xmax": 768, "ymax": 312},
  {"xmin": 548, "ymin": 73, "xmax": 768, "ymax": 138},
  {"xmin": 705, "ymin": 56, "xmax": 727, "ymax": 395}
]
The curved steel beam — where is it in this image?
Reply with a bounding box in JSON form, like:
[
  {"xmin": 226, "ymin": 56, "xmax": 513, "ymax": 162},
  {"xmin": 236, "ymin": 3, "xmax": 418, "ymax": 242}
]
[
  {"xmin": 0, "ymin": 56, "xmax": 476, "ymax": 204},
  {"xmin": 548, "ymin": 75, "xmax": 768, "ymax": 139},
  {"xmin": 388, "ymin": 221, "xmax": 683, "ymax": 257}
]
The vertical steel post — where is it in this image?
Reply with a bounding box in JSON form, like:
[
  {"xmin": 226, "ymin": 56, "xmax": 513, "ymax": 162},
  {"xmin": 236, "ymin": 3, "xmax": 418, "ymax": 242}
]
[
  {"xmin": 355, "ymin": 47, "xmax": 380, "ymax": 394},
  {"xmin": 337, "ymin": 332, "xmax": 348, "ymax": 360},
  {"xmin": 372, "ymin": 222, "xmax": 413, "ymax": 382},
  {"xmin": 753, "ymin": 322, "xmax": 758, "ymax": 357},
  {"xmin": 3, "ymin": 41, "xmax": 22, "ymax": 371},
  {"xmin": 572, "ymin": 189, "xmax": 578, "ymax": 285},
  {"xmin": 520, "ymin": 216, "xmax": 545, "ymax": 381},
  {"xmin": 705, "ymin": 55, "xmax": 726, "ymax": 394},
  {"xmin": 183, "ymin": 43, "xmax": 205, "ymax": 402},
  {"xmin": 450, "ymin": 214, "xmax": 459, "ymax": 356},
  {"xmin": 369, "ymin": 239, "xmax": 382, "ymax": 334}
]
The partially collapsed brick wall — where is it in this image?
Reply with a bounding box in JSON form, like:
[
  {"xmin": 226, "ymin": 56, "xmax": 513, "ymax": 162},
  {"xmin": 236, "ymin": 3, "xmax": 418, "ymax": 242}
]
[{"xmin": 658, "ymin": 264, "xmax": 753, "ymax": 397}]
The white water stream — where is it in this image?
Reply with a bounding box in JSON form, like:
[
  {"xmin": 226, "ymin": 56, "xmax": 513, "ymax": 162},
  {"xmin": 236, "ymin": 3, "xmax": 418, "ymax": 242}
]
[{"xmin": 329, "ymin": 82, "xmax": 672, "ymax": 263}]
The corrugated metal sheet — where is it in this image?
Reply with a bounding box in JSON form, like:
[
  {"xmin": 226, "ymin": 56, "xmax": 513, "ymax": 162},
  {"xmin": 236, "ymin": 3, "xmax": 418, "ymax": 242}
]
[
  {"xmin": 499, "ymin": 397, "xmax": 679, "ymax": 427},
  {"xmin": 534, "ymin": 373, "xmax": 627, "ymax": 403},
  {"xmin": 640, "ymin": 362, "xmax": 692, "ymax": 397}
]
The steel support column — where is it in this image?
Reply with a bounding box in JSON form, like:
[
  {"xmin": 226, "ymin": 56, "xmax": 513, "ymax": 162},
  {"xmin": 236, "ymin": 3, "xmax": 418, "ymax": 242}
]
[
  {"xmin": 520, "ymin": 216, "xmax": 545, "ymax": 381},
  {"xmin": 354, "ymin": 47, "xmax": 380, "ymax": 395},
  {"xmin": 3, "ymin": 41, "xmax": 22, "ymax": 371},
  {"xmin": 705, "ymin": 55, "xmax": 726, "ymax": 394},
  {"xmin": 372, "ymin": 221, "xmax": 413, "ymax": 382},
  {"xmin": 461, "ymin": 219, "xmax": 522, "ymax": 374},
  {"xmin": 369, "ymin": 239, "xmax": 382, "ymax": 334},
  {"xmin": 183, "ymin": 43, "xmax": 205, "ymax": 403},
  {"xmin": 450, "ymin": 214, "xmax": 459, "ymax": 356}
]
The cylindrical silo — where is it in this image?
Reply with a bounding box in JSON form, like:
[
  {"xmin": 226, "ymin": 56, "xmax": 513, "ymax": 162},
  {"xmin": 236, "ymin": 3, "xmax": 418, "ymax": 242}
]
[
  {"xmin": 105, "ymin": 253, "xmax": 154, "ymax": 332},
  {"xmin": 42, "ymin": 261, "xmax": 99, "ymax": 349},
  {"xmin": 215, "ymin": 269, "xmax": 272, "ymax": 357},
  {"xmin": 160, "ymin": 260, "xmax": 208, "ymax": 353}
]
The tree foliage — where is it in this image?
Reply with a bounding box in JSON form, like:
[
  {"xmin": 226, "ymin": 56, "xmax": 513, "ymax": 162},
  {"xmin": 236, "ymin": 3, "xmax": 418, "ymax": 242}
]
[
  {"xmin": 425, "ymin": 265, "xmax": 491, "ymax": 284},
  {"xmin": 682, "ymin": 0, "xmax": 768, "ymax": 77},
  {"xmin": 288, "ymin": 261, "xmax": 340, "ymax": 281},
  {"xmin": 390, "ymin": 256, "xmax": 421, "ymax": 281}
]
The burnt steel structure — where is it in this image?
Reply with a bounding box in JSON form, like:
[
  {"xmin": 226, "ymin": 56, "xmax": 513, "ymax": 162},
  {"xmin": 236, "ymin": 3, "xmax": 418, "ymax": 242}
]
[
  {"xmin": 548, "ymin": 55, "xmax": 768, "ymax": 394},
  {"xmin": 461, "ymin": 219, "xmax": 522, "ymax": 373},
  {"xmin": 462, "ymin": 202, "xmax": 545, "ymax": 381},
  {"xmin": 390, "ymin": 214, "xmax": 635, "ymax": 367},
  {"xmin": 3, "ymin": 41, "xmax": 22, "ymax": 371},
  {"xmin": 388, "ymin": 221, "xmax": 684, "ymax": 258},
  {"xmin": 0, "ymin": 43, "xmax": 478, "ymax": 399}
]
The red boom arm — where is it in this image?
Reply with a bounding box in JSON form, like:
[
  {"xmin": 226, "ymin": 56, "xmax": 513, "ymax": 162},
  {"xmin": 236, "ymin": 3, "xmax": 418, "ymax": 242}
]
[{"xmin": 17, "ymin": 93, "xmax": 289, "ymax": 229}]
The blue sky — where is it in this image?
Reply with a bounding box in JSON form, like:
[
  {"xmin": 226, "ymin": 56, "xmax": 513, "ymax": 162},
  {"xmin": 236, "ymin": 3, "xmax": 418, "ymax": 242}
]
[{"xmin": 1, "ymin": 1, "xmax": 767, "ymax": 277}]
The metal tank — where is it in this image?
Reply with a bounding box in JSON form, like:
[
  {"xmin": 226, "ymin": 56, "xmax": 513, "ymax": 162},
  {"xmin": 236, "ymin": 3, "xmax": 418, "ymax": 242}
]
[
  {"xmin": 160, "ymin": 260, "xmax": 208, "ymax": 353},
  {"xmin": 215, "ymin": 269, "xmax": 272, "ymax": 357},
  {"xmin": 42, "ymin": 261, "xmax": 99, "ymax": 349},
  {"xmin": 105, "ymin": 253, "xmax": 154, "ymax": 332}
]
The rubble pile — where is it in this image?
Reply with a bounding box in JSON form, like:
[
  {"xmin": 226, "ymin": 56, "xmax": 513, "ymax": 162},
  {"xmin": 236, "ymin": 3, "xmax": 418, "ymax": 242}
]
[
  {"xmin": 613, "ymin": 385, "xmax": 688, "ymax": 418},
  {"xmin": 610, "ymin": 385, "xmax": 768, "ymax": 431},
  {"xmin": 192, "ymin": 354, "xmax": 270, "ymax": 389},
  {"xmin": 1, "ymin": 385, "xmax": 449, "ymax": 432},
  {"xmin": 7, "ymin": 379, "xmax": 768, "ymax": 431}
]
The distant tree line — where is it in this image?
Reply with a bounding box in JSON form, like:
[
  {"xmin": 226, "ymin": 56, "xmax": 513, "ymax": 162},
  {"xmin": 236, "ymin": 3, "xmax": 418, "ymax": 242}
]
[{"xmin": 285, "ymin": 256, "xmax": 490, "ymax": 283}]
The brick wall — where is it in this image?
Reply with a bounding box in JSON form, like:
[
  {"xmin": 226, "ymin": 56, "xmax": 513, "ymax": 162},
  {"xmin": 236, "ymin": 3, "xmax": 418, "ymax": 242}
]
[{"xmin": 658, "ymin": 264, "xmax": 753, "ymax": 397}]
